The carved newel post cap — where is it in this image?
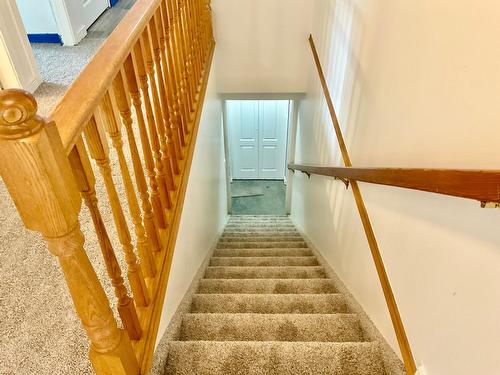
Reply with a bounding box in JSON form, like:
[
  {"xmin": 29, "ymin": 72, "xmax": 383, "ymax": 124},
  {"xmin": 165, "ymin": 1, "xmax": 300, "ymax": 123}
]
[{"xmin": 0, "ymin": 89, "xmax": 42, "ymax": 140}]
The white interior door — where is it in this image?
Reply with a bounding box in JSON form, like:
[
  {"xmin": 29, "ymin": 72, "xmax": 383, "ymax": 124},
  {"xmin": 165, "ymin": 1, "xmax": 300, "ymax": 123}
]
[
  {"xmin": 228, "ymin": 100, "xmax": 259, "ymax": 179},
  {"xmin": 80, "ymin": 0, "xmax": 108, "ymax": 29},
  {"xmin": 258, "ymin": 100, "xmax": 289, "ymax": 179},
  {"xmin": 228, "ymin": 100, "xmax": 289, "ymax": 180}
]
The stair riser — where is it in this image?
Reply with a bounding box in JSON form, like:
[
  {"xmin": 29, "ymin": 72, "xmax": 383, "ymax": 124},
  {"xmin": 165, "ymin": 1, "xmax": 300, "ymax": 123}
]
[
  {"xmin": 204, "ymin": 266, "xmax": 326, "ymax": 279},
  {"xmin": 218, "ymin": 236, "xmax": 304, "ymax": 242},
  {"xmin": 197, "ymin": 279, "xmax": 337, "ymax": 294},
  {"xmin": 191, "ymin": 294, "xmax": 347, "ymax": 314},
  {"xmin": 221, "ymin": 232, "xmax": 299, "ymax": 237},
  {"xmin": 165, "ymin": 342, "xmax": 386, "ymax": 375},
  {"xmin": 217, "ymin": 242, "xmax": 308, "ymax": 249},
  {"xmin": 180, "ymin": 314, "xmax": 363, "ymax": 342},
  {"xmin": 210, "ymin": 257, "xmax": 318, "ymax": 267},
  {"xmin": 213, "ymin": 248, "xmax": 313, "ymax": 257}
]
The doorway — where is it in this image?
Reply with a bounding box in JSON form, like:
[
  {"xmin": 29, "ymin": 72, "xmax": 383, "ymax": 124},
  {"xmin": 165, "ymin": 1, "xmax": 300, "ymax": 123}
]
[{"xmin": 223, "ymin": 96, "xmax": 300, "ymax": 216}]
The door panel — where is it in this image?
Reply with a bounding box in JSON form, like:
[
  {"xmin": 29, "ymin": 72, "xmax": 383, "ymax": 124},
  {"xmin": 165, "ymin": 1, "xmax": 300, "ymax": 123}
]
[
  {"xmin": 258, "ymin": 100, "xmax": 289, "ymax": 179},
  {"xmin": 228, "ymin": 100, "xmax": 259, "ymax": 179},
  {"xmin": 81, "ymin": 0, "xmax": 108, "ymax": 30}
]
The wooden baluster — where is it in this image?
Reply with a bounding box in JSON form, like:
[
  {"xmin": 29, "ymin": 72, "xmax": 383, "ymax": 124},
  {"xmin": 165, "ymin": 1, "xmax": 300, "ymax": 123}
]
[
  {"xmin": 84, "ymin": 116, "xmax": 150, "ymax": 307},
  {"xmin": 121, "ymin": 56, "xmax": 163, "ymax": 254},
  {"xmin": 0, "ymin": 89, "xmax": 140, "ymax": 374},
  {"xmin": 141, "ymin": 31, "xmax": 175, "ymax": 196},
  {"xmin": 191, "ymin": 0, "xmax": 203, "ymax": 82},
  {"xmin": 180, "ymin": 0, "xmax": 196, "ymax": 109},
  {"xmin": 187, "ymin": 0, "xmax": 201, "ymax": 85},
  {"xmin": 99, "ymin": 87, "xmax": 156, "ymax": 279},
  {"xmin": 162, "ymin": 1, "xmax": 190, "ymax": 148},
  {"xmin": 68, "ymin": 139, "xmax": 142, "ymax": 340},
  {"xmin": 155, "ymin": 10, "xmax": 186, "ymax": 156},
  {"xmin": 171, "ymin": 0, "xmax": 193, "ymax": 126},
  {"xmin": 132, "ymin": 41, "xmax": 168, "ymax": 229},
  {"xmin": 178, "ymin": 0, "xmax": 195, "ymax": 117},
  {"xmin": 149, "ymin": 17, "xmax": 184, "ymax": 167}
]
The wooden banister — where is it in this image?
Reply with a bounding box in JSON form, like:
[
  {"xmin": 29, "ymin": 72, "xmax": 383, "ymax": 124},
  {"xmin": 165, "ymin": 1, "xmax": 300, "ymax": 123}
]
[
  {"xmin": 52, "ymin": 0, "xmax": 161, "ymax": 154},
  {"xmin": 288, "ymin": 164, "xmax": 500, "ymax": 204},
  {"xmin": 307, "ymin": 35, "xmax": 417, "ymax": 375},
  {"xmin": 0, "ymin": 90, "xmax": 140, "ymax": 374},
  {"xmin": 0, "ymin": 1, "xmax": 215, "ymax": 374}
]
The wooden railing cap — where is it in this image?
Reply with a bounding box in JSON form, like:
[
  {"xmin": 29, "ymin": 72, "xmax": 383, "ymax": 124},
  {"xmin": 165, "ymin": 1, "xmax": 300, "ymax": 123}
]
[{"xmin": 0, "ymin": 89, "xmax": 42, "ymax": 140}]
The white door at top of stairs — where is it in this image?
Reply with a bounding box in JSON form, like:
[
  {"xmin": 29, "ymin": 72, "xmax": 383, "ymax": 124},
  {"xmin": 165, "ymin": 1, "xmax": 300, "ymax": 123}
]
[
  {"xmin": 228, "ymin": 100, "xmax": 289, "ymax": 180},
  {"xmin": 79, "ymin": 0, "xmax": 108, "ymax": 31}
]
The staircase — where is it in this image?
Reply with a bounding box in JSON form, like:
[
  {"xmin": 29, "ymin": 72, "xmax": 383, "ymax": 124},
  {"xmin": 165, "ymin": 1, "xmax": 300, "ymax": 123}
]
[{"xmin": 163, "ymin": 215, "xmax": 387, "ymax": 374}]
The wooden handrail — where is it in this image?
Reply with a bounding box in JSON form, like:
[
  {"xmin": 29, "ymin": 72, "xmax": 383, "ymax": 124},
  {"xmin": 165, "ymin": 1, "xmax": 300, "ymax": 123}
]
[
  {"xmin": 288, "ymin": 164, "xmax": 500, "ymax": 204},
  {"xmin": 308, "ymin": 34, "xmax": 417, "ymax": 374},
  {"xmin": 0, "ymin": 1, "xmax": 215, "ymax": 374}
]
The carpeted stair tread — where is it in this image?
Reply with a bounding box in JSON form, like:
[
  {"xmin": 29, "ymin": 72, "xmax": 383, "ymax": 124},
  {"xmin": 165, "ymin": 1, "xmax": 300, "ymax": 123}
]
[
  {"xmin": 190, "ymin": 294, "xmax": 347, "ymax": 313},
  {"xmin": 210, "ymin": 256, "xmax": 318, "ymax": 267},
  {"xmin": 180, "ymin": 313, "xmax": 364, "ymax": 342},
  {"xmin": 161, "ymin": 216, "xmax": 388, "ymax": 374},
  {"xmin": 221, "ymin": 231, "xmax": 299, "ymax": 237},
  {"xmin": 204, "ymin": 266, "xmax": 326, "ymax": 279},
  {"xmin": 197, "ymin": 279, "xmax": 337, "ymax": 294},
  {"xmin": 164, "ymin": 341, "xmax": 385, "ymax": 375},
  {"xmin": 217, "ymin": 241, "xmax": 308, "ymax": 249},
  {"xmin": 213, "ymin": 248, "xmax": 313, "ymax": 257},
  {"xmin": 218, "ymin": 236, "xmax": 304, "ymax": 242}
]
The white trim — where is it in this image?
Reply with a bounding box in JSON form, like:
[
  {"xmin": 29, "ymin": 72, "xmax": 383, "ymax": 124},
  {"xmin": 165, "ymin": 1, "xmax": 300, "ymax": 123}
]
[
  {"xmin": 285, "ymin": 99, "xmax": 299, "ymax": 214},
  {"xmin": 0, "ymin": 0, "xmax": 41, "ymax": 92}
]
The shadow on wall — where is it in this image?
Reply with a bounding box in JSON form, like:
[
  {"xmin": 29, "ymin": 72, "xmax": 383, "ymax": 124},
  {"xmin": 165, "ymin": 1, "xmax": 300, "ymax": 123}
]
[{"xmin": 297, "ymin": 0, "xmax": 366, "ymax": 232}]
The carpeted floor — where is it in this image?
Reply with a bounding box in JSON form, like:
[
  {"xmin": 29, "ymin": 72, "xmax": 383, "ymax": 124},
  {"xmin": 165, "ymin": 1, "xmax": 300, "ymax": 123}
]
[
  {"xmin": 231, "ymin": 180, "xmax": 286, "ymax": 215},
  {"xmin": 161, "ymin": 216, "xmax": 390, "ymax": 374},
  {"xmin": 31, "ymin": 0, "xmax": 136, "ymax": 115},
  {"xmin": 0, "ymin": 2, "xmax": 137, "ymax": 374}
]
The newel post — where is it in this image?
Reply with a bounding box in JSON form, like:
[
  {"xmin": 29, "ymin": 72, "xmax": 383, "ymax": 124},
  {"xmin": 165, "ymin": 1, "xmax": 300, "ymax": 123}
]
[{"xmin": 0, "ymin": 89, "xmax": 139, "ymax": 375}]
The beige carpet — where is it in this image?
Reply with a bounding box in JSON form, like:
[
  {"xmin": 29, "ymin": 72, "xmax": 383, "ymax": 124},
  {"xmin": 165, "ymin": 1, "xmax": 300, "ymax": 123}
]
[{"xmin": 162, "ymin": 216, "xmax": 389, "ymax": 374}]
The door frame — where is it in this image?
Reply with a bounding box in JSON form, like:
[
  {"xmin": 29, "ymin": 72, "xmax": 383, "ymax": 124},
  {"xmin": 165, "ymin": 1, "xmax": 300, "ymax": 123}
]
[{"xmin": 220, "ymin": 93, "xmax": 304, "ymax": 215}]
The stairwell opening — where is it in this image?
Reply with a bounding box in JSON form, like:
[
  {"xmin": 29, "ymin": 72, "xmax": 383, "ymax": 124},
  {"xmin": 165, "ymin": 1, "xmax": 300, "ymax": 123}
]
[{"xmin": 221, "ymin": 94, "xmax": 302, "ymax": 215}]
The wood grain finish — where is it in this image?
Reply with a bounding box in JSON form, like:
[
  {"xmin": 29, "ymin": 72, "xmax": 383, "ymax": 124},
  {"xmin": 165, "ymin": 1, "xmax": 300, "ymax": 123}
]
[
  {"xmin": 0, "ymin": 89, "xmax": 139, "ymax": 374},
  {"xmin": 123, "ymin": 55, "xmax": 162, "ymax": 252},
  {"xmin": 141, "ymin": 29, "xmax": 175, "ymax": 201},
  {"xmin": 289, "ymin": 164, "xmax": 500, "ymax": 203},
  {"xmin": 132, "ymin": 40, "xmax": 168, "ymax": 230},
  {"xmin": 308, "ymin": 35, "xmax": 417, "ymax": 375},
  {"xmin": 0, "ymin": 2, "xmax": 216, "ymax": 374},
  {"xmin": 84, "ymin": 117, "xmax": 150, "ymax": 307},
  {"xmin": 69, "ymin": 139, "xmax": 142, "ymax": 340}
]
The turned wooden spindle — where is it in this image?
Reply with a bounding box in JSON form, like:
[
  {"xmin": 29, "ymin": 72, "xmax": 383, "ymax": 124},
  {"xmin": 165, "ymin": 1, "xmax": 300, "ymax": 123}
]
[
  {"xmin": 68, "ymin": 139, "xmax": 142, "ymax": 340},
  {"xmin": 170, "ymin": 0, "xmax": 193, "ymax": 126},
  {"xmin": 179, "ymin": 0, "xmax": 196, "ymax": 103},
  {"xmin": 99, "ymin": 87, "xmax": 157, "ymax": 278},
  {"xmin": 84, "ymin": 116, "xmax": 150, "ymax": 306},
  {"xmin": 155, "ymin": 10, "xmax": 186, "ymax": 156},
  {"xmin": 149, "ymin": 17, "xmax": 183, "ymax": 165},
  {"xmin": 132, "ymin": 41, "xmax": 168, "ymax": 230},
  {"xmin": 162, "ymin": 1, "xmax": 191, "ymax": 149},
  {"xmin": 178, "ymin": 0, "xmax": 195, "ymax": 117},
  {"xmin": 121, "ymin": 56, "xmax": 163, "ymax": 253},
  {"xmin": 0, "ymin": 89, "xmax": 139, "ymax": 375},
  {"xmin": 189, "ymin": 0, "xmax": 203, "ymax": 82},
  {"xmin": 141, "ymin": 31, "xmax": 175, "ymax": 198}
]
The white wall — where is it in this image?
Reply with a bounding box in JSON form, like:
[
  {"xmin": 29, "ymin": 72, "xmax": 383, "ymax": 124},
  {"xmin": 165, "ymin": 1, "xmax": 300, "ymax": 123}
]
[
  {"xmin": 211, "ymin": 0, "xmax": 313, "ymax": 93},
  {"xmin": 16, "ymin": 0, "xmax": 58, "ymax": 34},
  {"xmin": 156, "ymin": 64, "xmax": 228, "ymax": 342},
  {"xmin": 291, "ymin": 1, "xmax": 500, "ymax": 375}
]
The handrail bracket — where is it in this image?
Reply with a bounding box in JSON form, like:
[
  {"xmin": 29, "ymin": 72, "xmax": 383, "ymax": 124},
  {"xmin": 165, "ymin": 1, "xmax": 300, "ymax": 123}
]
[{"xmin": 480, "ymin": 201, "xmax": 500, "ymax": 208}]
